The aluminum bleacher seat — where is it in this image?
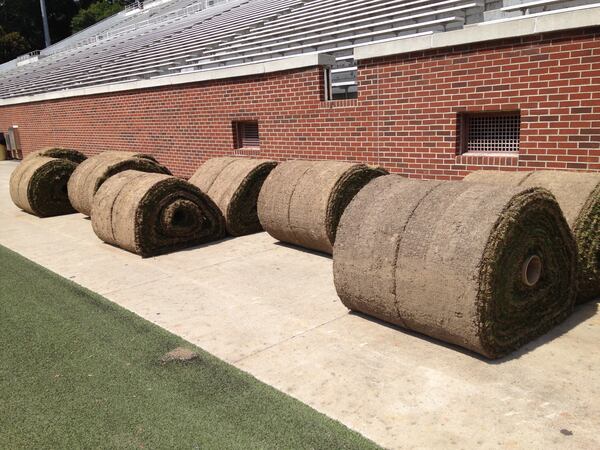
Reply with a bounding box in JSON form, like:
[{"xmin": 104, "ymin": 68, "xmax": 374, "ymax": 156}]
[
  {"xmin": 0, "ymin": 0, "xmax": 293, "ymax": 97},
  {"xmin": 500, "ymin": 0, "xmax": 594, "ymax": 13},
  {"xmin": 169, "ymin": 0, "xmax": 477, "ymax": 97},
  {"xmin": 1, "ymin": 0, "xmax": 597, "ymax": 100}
]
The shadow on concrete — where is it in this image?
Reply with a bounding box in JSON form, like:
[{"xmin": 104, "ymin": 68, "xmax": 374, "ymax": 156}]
[
  {"xmin": 97, "ymin": 236, "xmax": 239, "ymax": 258},
  {"xmin": 273, "ymin": 241, "xmax": 332, "ymax": 260},
  {"xmin": 148, "ymin": 236, "xmax": 239, "ymax": 257},
  {"xmin": 349, "ymin": 299, "xmax": 599, "ymax": 364},
  {"xmin": 98, "ymin": 233, "xmax": 332, "ymax": 260}
]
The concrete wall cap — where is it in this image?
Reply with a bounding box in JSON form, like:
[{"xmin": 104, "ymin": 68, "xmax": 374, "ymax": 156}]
[
  {"xmin": 354, "ymin": 5, "xmax": 600, "ymax": 61},
  {"xmin": 0, "ymin": 52, "xmax": 335, "ymax": 107}
]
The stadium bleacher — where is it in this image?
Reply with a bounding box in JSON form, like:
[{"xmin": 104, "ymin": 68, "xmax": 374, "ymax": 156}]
[{"xmin": 0, "ymin": 0, "xmax": 598, "ymax": 100}]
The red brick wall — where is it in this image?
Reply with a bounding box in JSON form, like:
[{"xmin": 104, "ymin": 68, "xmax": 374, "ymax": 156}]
[{"xmin": 1, "ymin": 27, "xmax": 599, "ymax": 179}]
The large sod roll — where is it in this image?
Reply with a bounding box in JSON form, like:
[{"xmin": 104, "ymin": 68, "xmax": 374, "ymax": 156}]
[
  {"xmin": 257, "ymin": 160, "xmax": 388, "ymax": 254},
  {"xmin": 189, "ymin": 157, "xmax": 277, "ymax": 236},
  {"xmin": 91, "ymin": 150, "xmax": 159, "ymax": 162},
  {"xmin": 464, "ymin": 170, "xmax": 600, "ymax": 302},
  {"xmin": 91, "ymin": 170, "xmax": 226, "ymax": 257},
  {"xmin": 68, "ymin": 152, "xmax": 171, "ymax": 216},
  {"xmin": 24, "ymin": 147, "xmax": 87, "ymax": 164},
  {"xmin": 333, "ymin": 176, "xmax": 577, "ymax": 358},
  {"xmin": 9, "ymin": 156, "xmax": 78, "ymax": 217}
]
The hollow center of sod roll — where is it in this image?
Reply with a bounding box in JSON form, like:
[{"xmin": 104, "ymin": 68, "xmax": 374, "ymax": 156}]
[
  {"xmin": 50, "ymin": 175, "xmax": 69, "ymax": 200},
  {"xmin": 171, "ymin": 206, "xmax": 194, "ymax": 228},
  {"xmin": 131, "ymin": 178, "xmax": 225, "ymax": 257},
  {"xmin": 522, "ymin": 254, "xmax": 542, "ymax": 287},
  {"xmin": 52, "ymin": 176, "xmax": 68, "ymax": 199},
  {"xmin": 160, "ymin": 199, "xmax": 205, "ymax": 236}
]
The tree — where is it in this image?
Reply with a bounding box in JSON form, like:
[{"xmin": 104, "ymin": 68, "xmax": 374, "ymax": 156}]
[
  {"xmin": 0, "ymin": 27, "xmax": 30, "ymax": 62},
  {"xmin": 71, "ymin": 1, "xmax": 124, "ymax": 33},
  {"xmin": 0, "ymin": 0, "xmax": 127, "ymax": 63},
  {"xmin": 0, "ymin": 0, "xmax": 87, "ymax": 53}
]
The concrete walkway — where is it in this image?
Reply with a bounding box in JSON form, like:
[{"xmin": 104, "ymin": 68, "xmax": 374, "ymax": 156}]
[{"xmin": 1, "ymin": 160, "xmax": 599, "ymax": 449}]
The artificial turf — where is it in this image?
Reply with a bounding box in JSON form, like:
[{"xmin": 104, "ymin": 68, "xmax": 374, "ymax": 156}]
[{"xmin": 0, "ymin": 245, "xmax": 379, "ymax": 449}]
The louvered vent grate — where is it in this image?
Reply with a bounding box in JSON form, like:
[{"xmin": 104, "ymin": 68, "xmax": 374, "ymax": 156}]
[
  {"xmin": 234, "ymin": 121, "xmax": 260, "ymax": 148},
  {"xmin": 460, "ymin": 113, "xmax": 520, "ymax": 153}
]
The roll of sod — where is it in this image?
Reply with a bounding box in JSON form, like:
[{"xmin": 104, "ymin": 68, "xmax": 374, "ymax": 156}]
[
  {"xmin": 93, "ymin": 150, "xmax": 159, "ymax": 162},
  {"xmin": 92, "ymin": 170, "xmax": 226, "ymax": 257},
  {"xmin": 333, "ymin": 176, "xmax": 577, "ymax": 359},
  {"xmin": 25, "ymin": 147, "xmax": 87, "ymax": 164},
  {"xmin": 189, "ymin": 157, "xmax": 277, "ymax": 236},
  {"xmin": 9, "ymin": 156, "xmax": 78, "ymax": 217},
  {"xmin": 465, "ymin": 170, "xmax": 600, "ymax": 303},
  {"xmin": 68, "ymin": 152, "xmax": 171, "ymax": 216},
  {"xmin": 257, "ymin": 160, "xmax": 388, "ymax": 254}
]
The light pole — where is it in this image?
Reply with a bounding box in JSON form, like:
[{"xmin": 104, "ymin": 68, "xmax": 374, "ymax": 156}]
[{"xmin": 39, "ymin": 0, "xmax": 52, "ymax": 48}]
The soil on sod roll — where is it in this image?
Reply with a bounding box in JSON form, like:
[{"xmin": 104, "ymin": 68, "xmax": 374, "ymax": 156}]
[
  {"xmin": 24, "ymin": 147, "xmax": 87, "ymax": 164},
  {"xmin": 90, "ymin": 150, "xmax": 159, "ymax": 162},
  {"xmin": 92, "ymin": 170, "xmax": 225, "ymax": 257},
  {"xmin": 465, "ymin": 170, "xmax": 600, "ymax": 303},
  {"xmin": 257, "ymin": 160, "xmax": 388, "ymax": 254},
  {"xmin": 9, "ymin": 156, "xmax": 78, "ymax": 217},
  {"xmin": 68, "ymin": 152, "xmax": 171, "ymax": 216},
  {"xmin": 333, "ymin": 176, "xmax": 577, "ymax": 359},
  {"xmin": 189, "ymin": 157, "xmax": 277, "ymax": 236}
]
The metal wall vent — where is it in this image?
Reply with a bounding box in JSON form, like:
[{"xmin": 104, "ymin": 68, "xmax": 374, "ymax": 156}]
[
  {"xmin": 459, "ymin": 112, "xmax": 520, "ymax": 154},
  {"xmin": 234, "ymin": 121, "xmax": 260, "ymax": 148}
]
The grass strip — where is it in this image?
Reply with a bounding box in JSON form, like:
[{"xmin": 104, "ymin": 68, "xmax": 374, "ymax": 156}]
[{"xmin": 0, "ymin": 245, "xmax": 379, "ymax": 449}]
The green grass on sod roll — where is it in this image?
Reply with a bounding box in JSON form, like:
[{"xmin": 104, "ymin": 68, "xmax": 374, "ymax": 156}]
[{"xmin": 0, "ymin": 245, "xmax": 379, "ymax": 450}]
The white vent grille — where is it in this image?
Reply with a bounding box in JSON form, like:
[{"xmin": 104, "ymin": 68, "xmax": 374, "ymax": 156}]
[
  {"xmin": 463, "ymin": 113, "xmax": 520, "ymax": 153},
  {"xmin": 6, "ymin": 126, "xmax": 21, "ymax": 159},
  {"xmin": 235, "ymin": 121, "xmax": 260, "ymax": 148}
]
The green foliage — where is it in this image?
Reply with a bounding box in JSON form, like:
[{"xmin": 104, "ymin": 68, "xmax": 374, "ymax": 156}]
[
  {"xmin": 0, "ymin": 26, "xmax": 30, "ymax": 62},
  {"xmin": 0, "ymin": 0, "xmax": 121, "ymax": 63},
  {"xmin": 71, "ymin": 1, "xmax": 124, "ymax": 33},
  {"xmin": 0, "ymin": 0, "xmax": 82, "ymax": 55}
]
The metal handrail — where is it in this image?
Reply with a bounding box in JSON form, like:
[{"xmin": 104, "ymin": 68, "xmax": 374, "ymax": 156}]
[{"xmin": 104, "ymin": 0, "xmax": 233, "ymax": 39}]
